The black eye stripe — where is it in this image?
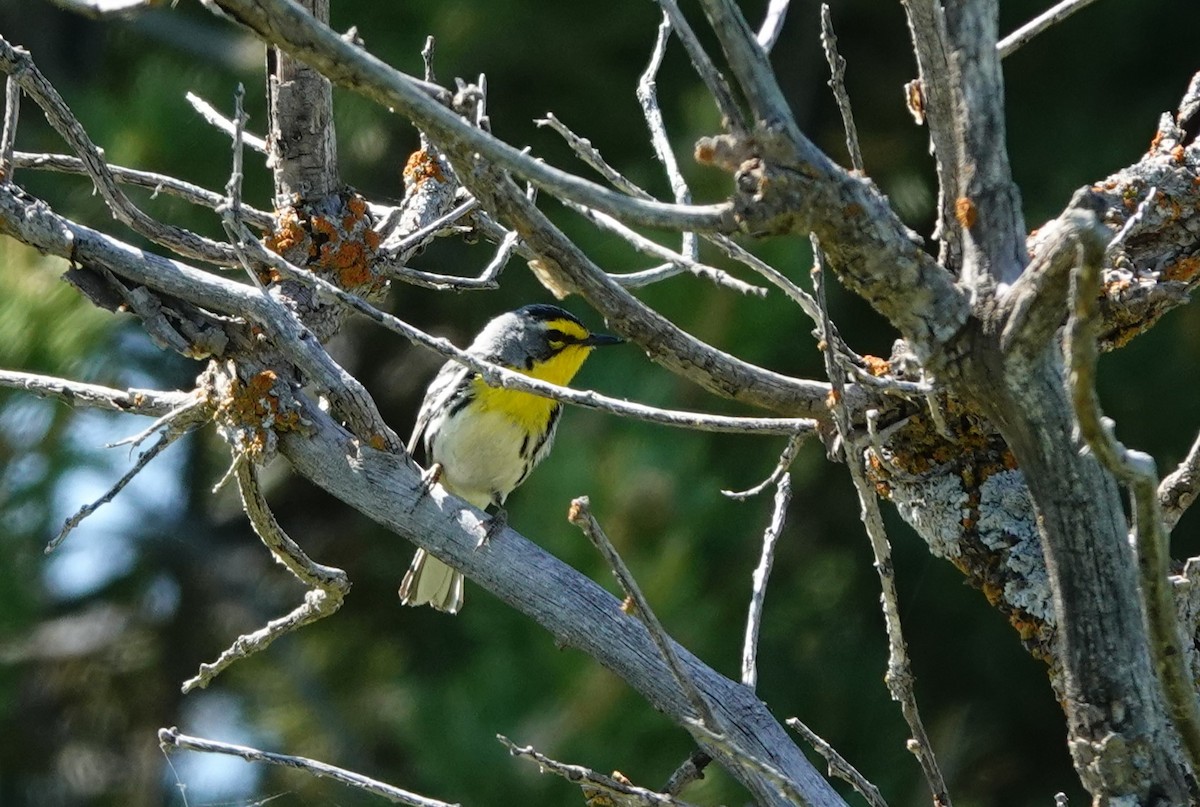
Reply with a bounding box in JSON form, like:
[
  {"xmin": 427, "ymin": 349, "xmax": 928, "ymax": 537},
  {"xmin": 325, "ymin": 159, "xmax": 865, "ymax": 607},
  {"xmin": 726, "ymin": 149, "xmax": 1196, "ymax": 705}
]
[{"xmin": 546, "ymin": 328, "xmax": 576, "ymax": 345}]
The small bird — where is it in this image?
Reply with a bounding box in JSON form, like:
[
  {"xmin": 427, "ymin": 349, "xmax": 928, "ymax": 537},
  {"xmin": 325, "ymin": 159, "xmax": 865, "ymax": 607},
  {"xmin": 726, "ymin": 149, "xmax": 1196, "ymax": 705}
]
[{"xmin": 399, "ymin": 304, "xmax": 622, "ymax": 613}]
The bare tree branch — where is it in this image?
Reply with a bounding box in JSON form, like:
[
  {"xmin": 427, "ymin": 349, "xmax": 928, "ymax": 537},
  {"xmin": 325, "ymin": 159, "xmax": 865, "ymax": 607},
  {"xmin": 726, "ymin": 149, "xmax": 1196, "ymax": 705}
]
[
  {"xmin": 568, "ymin": 496, "xmax": 719, "ymax": 731},
  {"xmin": 756, "ymin": 0, "xmax": 792, "ymax": 53},
  {"xmin": 277, "ymin": 399, "xmax": 847, "ymax": 807},
  {"xmin": 740, "ymin": 474, "xmax": 791, "ymax": 690},
  {"xmin": 0, "ymin": 370, "xmax": 198, "ymax": 417},
  {"xmin": 1065, "ymin": 212, "xmax": 1200, "ymax": 775},
  {"xmin": 159, "ymin": 727, "xmax": 456, "ymax": 807},
  {"xmin": 651, "ymin": 0, "xmax": 747, "ymax": 133},
  {"xmin": 899, "ymin": 0, "xmax": 960, "ymax": 269},
  {"xmin": 13, "ymin": 151, "xmax": 275, "ymax": 230},
  {"xmin": 1161, "ymin": 430, "xmax": 1200, "ymax": 533},
  {"xmin": 499, "ymin": 736, "xmax": 702, "ymax": 807},
  {"xmin": 182, "ymin": 459, "xmax": 349, "ymax": 692},
  {"xmin": 814, "ymin": 242, "xmax": 951, "ymax": 807},
  {"xmin": 0, "ymin": 37, "xmax": 243, "ymax": 267},
  {"xmin": 997, "ymin": 0, "xmax": 1105, "ymax": 58},
  {"xmin": 208, "ymin": 0, "xmax": 734, "ymax": 234},
  {"xmin": 0, "ymin": 75, "xmax": 18, "ymax": 182},
  {"xmin": 786, "ymin": 717, "xmax": 889, "ymax": 807},
  {"xmin": 637, "ymin": 13, "xmax": 698, "ymax": 263},
  {"xmin": 818, "ymin": 5, "xmax": 863, "ymax": 174},
  {"xmin": 47, "ymin": 430, "xmax": 179, "ymax": 553},
  {"xmin": 185, "ymin": 90, "xmax": 269, "ymax": 154},
  {"xmin": 941, "ymin": 0, "xmax": 1026, "ymax": 288}
]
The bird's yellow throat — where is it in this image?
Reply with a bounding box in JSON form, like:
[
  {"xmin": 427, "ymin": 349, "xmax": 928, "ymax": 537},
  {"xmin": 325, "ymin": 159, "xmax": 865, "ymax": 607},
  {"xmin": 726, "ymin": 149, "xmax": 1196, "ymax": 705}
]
[{"xmin": 471, "ymin": 342, "xmax": 593, "ymax": 432}]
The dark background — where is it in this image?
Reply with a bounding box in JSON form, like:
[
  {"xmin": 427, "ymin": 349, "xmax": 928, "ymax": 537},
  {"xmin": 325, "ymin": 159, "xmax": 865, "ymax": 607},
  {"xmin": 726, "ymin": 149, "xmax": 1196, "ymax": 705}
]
[{"xmin": 0, "ymin": 1, "xmax": 1198, "ymax": 805}]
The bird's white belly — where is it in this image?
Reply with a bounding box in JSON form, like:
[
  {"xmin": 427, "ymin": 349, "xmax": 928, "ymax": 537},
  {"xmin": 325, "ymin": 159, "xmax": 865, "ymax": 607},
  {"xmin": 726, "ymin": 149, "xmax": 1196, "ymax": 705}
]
[{"xmin": 429, "ymin": 407, "xmax": 531, "ymax": 510}]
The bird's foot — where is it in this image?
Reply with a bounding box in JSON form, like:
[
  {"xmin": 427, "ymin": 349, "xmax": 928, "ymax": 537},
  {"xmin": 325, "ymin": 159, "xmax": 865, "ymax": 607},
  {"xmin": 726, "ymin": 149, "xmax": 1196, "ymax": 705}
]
[{"xmin": 478, "ymin": 506, "xmax": 507, "ymax": 549}]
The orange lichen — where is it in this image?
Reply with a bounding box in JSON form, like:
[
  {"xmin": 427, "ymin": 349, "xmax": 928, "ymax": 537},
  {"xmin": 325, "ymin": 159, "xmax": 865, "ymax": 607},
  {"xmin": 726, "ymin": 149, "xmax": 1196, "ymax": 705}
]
[
  {"xmin": 1171, "ymin": 145, "xmax": 1186, "ymax": 164},
  {"xmin": 861, "ymin": 354, "xmax": 890, "ymax": 377},
  {"xmin": 1164, "ymin": 256, "xmax": 1200, "ymax": 283},
  {"xmin": 322, "ymin": 240, "xmax": 373, "ymax": 288},
  {"xmin": 311, "ymin": 214, "xmax": 339, "ymax": 240},
  {"xmin": 954, "ymin": 196, "xmax": 976, "ymax": 229},
  {"xmin": 1150, "ymin": 130, "xmax": 1166, "ymax": 152},
  {"xmin": 694, "ymin": 140, "xmax": 716, "ymax": 165},
  {"xmin": 215, "ymin": 370, "xmax": 301, "ymax": 458},
  {"xmin": 403, "ymin": 149, "xmax": 446, "ymax": 186},
  {"xmin": 265, "ymin": 207, "xmax": 308, "ymax": 265}
]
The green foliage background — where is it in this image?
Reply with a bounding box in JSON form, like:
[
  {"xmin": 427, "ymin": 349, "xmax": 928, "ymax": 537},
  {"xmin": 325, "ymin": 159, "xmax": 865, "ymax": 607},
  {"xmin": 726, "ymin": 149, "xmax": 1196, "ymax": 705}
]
[{"xmin": 0, "ymin": 1, "xmax": 1198, "ymax": 805}]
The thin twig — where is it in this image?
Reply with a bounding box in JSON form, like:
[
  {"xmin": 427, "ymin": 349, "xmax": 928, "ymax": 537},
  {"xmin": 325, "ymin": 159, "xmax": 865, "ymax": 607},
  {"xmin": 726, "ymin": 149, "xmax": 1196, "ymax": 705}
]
[
  {"xmin": 1160, "ymin": 430, "xmax": 1200, "ymax": 533},
  {"xmin": 0, "ymin": 74, "xmax": 19, "ymax": 182},
  {"xmin": 1066, "ymin": 228, "xmax": 1200, "ymax": 773},
  {"xmin": 0, "ymin": 39, "xmax": 242, "ymax": 266},
  {"xmin": 638, "ymin": 14, "xmax": 697, "ymax": 262},
  {"xmin": 568, "ymin": 496, "xmax": 718, "ymax": 729},
  {"xmin": 159, "ymin": 727, "xmax": 455, "ymax": 807},
  {"xmin": 421, "ymin": 36, "xmax": 436, "ymax": 84},
  {"xmin": 44, "ymin": 0, "xmax": 149, "ymax": 17},
  {"xmin": 220, "ymin": 84, "xmax": 249, "ymax": 240},
  {"xmin": 499, "ymin": 735, "xmax": 703, "ymax": 807},
  {"xmin": 0, "ymin": 369, "xmax": 199, "ymax": 416},
  {"xmin": 900, "ymin": 0, "xmax": 959, "ymax": 268},
  {"xmin": 756, "ymin": 0, "xmax": 792, "ymax": 52},
  {"xmin": 740, "ymin": 474, "xmax": 792, "ymax": 689},
  {"xmin": 814, "ymin": 238, "xmax": 952, "ymax": 807},
  {"xmin": 47, "ymin": 431, "xmax": 179, "ymax": 553},
  {"xmin": 662, "ymin": 750, "xmax": 712, "ymax": 797},
  {"xmin": 107, "ymin": 395, "xmax": 211, "ymax": 450},
  {"xmin": 379, "ymin": 198, "xmax": 478, "ymax": 260},
  {"xmin": 182, "ymin": 461, "xmax": 349, "ymax": 692},
  {"xmin": 185, "ymin": 90, "xmax": 269, "ymax": 154},
  {"xmin": 535, "ymin": 113, "xmax": 645, "ymax": 198},
  {"xmin": 786, "ymin": 718, "xmax": 889, "ymax": 807},
  {"xmin": 652, "ymin": 0, "xmax": 747, "ymax": 133},
  {"xmin": 563, "ymin": 199, "xmax": 765, "ymax": 296},
  {"xmin": 13, "ymin": 151, "xmax": 274, "ymax": 230},
  {"xmin": 684, "ymin": 719, "xmax": 811, "ymax": 806},
  {"xmin": 997, "ymin": 0, "xmax": 1104, "ymax": 59},
  {"xmin": 228, "ymin": 225, "xmax": 817, "ymax": 436},
  {"xmin": 819, "ymin": 5, "xmax": 864, "ymax": 173},
  {"xmin": 535, "ymin": 108, "xmax": 825, "ymax": 317},
  {"xmin": 723, "ymin": 434, "xmax": 806, "ymax": 499}
]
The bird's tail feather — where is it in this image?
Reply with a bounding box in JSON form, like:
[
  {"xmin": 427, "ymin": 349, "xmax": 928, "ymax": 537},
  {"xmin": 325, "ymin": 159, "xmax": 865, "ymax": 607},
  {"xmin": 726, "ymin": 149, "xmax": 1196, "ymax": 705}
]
[{"xmin": 399, "ymin": 549, "xmax": 464, "ymax": 614}]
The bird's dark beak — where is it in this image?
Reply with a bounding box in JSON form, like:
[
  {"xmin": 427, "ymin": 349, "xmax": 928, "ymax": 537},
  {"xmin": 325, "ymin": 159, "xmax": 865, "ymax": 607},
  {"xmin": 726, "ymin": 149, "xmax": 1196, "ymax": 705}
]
[{"xmin": 583, "ymin": 332, "xmax": 623, "ymax": 347}]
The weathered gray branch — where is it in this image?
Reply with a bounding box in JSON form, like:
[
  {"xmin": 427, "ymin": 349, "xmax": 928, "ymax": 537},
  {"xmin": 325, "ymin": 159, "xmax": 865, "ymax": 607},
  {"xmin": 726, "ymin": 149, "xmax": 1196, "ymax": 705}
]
[
  {"xmin": 278, "ymin": 394, "xmax": 847, "ymax": 807},
  {"xmin": 0, "ymin": 37, "xmax": 242, "ymax": 266},
  {"xmin": 210, "ymin": 0, "xmax": 734, "ymax": 234},
  {"xmin": 900, "ymin": 0, "xmax": 960, "ymax": 269},
  {"xmin": 1065, "ymin": 212, "xmax": 1200, "ymax": 776},
  {"xmin": 159, "ymin": 727, "xmax": 454, "ymax": 807},
  {"xmin": 941, "ymin": 0, "xmax": 1026, "ymax": 288}
]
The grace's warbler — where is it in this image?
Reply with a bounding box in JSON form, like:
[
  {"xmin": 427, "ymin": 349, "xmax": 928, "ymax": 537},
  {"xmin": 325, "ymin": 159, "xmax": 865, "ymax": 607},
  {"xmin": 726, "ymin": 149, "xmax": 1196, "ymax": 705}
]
[{"xmin": 399, "ymin": 304, "xmax": 622, "ymax": 613}]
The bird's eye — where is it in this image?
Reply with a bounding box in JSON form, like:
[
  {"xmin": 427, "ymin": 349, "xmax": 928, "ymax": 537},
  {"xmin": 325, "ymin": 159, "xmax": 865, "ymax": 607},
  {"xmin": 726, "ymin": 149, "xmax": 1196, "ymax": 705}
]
[{"xmin": 546, "ymin": 328, "xmax": 568, "ymax": 348}]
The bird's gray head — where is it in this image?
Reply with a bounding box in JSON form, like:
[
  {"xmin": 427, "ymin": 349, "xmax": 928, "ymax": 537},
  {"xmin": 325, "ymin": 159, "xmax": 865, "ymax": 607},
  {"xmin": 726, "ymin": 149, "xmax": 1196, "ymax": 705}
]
[{"xmin": 470, "ymin": 304, "xmax": 622, "ymax": 372}]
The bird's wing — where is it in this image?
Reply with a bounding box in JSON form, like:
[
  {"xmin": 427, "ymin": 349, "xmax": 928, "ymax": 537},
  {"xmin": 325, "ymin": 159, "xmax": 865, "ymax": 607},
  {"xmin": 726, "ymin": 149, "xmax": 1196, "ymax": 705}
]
[{"xmin": 407, "ymin": 359, "xmax": 473, "ymax": 457}]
